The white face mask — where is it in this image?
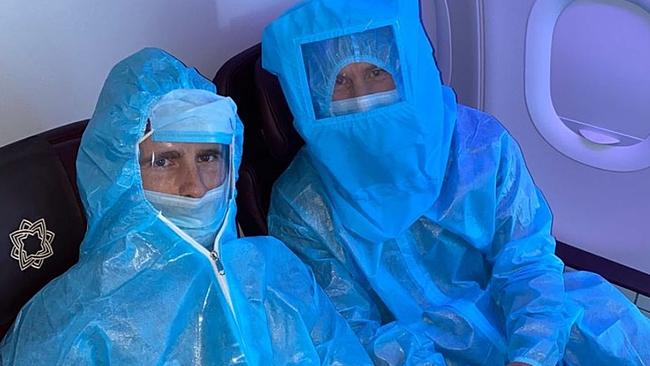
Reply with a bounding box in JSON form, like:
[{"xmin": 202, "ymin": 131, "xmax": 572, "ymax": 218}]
[
  {"xmin": 144, "ymin": 184, "xmax": 227, "ymax": 249},
  {"xmin": 329, "ymin": 89, "xmax": 400, "ymax": 116}
]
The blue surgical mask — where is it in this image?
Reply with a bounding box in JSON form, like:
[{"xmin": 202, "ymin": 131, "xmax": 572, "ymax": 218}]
[
  {"xmin": 329, "ymin": 89, "xmax": 400, "ymax": 116},
  {"xmin": 144, "ymin": 184, "xmax": 227, "ymax": 249}
]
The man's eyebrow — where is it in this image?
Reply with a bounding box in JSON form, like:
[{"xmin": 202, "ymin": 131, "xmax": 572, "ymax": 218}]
[
  {"xmin": 365, "ymin": 64, "xmax": 384, "ymax": 71},
  {"xmin": 139, "ymin": 150, "xmax": 181, "ymax": 164},
  {"xmin": 196, "ymin": 148, "xmax": 223, "ymax": 156}
]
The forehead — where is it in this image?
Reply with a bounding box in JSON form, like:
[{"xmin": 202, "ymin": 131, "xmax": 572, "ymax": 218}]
[
  {"xmin": 139, "ymin": 139, "xmax": 222, "ymax": 153},
  {"xmin": 337, "ymin": 62, "xmax": 380, "ymax": 75}
]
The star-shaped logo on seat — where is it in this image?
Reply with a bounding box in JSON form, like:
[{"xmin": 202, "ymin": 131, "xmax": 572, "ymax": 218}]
[{"xmin": 9, "ymin": 218, "xmax": 55, "ymax": 271}]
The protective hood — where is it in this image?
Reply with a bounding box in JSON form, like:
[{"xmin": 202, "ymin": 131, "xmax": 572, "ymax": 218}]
[
  {"xmin": 262, "ymin": 0, "xmax": 458, "ymax": 242},
  {"xmin": 79, "ymin": 49, "xmax": 242, "ymax": 248},
  {"xmin": 1, "ymin": 48, "xmax": 372, "ymax": 365}
]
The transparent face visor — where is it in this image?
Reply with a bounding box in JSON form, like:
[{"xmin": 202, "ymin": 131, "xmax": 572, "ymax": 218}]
[
  {"xmin": 139, "ymin": 133, "xmax": 232, "ymax": 249},
  {"xmin": 139, "ymin": 138, "xmax": 229, "ymax": 198},
  {"xmin": 301, "ymin": 25, "xmax": 404, "ymax": 119}
]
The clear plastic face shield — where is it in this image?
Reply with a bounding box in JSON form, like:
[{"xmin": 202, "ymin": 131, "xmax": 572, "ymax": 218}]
[
  {"xmin": 301, "ymin": 25, "xmax": 404, "ymax": 119},
  {"xmin": 139, "ymin": 140, "xmax": 228, "ymax": 199},
  {"xmin": 138, "ymin": 89, "xmax": 235, "ymax": 249}
]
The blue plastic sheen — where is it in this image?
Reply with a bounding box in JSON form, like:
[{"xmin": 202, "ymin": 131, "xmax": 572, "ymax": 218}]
[
  {"xmin": 263, "ymin": 1, "xmax": 650, "ymax": 365},
  {"xmin": 0, "ymin": 48, "xmax": 371, "ymax": 366}
]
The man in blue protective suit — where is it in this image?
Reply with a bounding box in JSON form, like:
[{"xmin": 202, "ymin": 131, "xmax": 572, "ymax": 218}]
[
  {"xmin": 262, "ymin": 1, "xmax": 650, "ymax": 365},
  {"xmin": 0, "ymin": 48, "xmax": 372, "ymax": 365}
]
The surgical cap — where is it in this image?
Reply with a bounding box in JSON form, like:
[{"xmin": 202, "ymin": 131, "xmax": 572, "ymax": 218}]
[{"xmin": 149, "ymin": 89, "xmax": 236, "ymax": 144}]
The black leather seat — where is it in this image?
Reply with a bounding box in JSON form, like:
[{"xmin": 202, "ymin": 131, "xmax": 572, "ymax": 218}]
[
  {"xmin": 0, "ymin": 121, "xmax": 88, "ymax": 339},
  {"xmin": 214, "ymin": 44, "xmax": 303, "ymax": 236}
]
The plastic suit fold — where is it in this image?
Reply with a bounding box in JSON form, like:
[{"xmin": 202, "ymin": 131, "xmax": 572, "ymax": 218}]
[
  {"xmin": 262, "ymin": 0, "xmax": 650, "ymax": 365},
  {"xmin": 0, "ymin": 48, "xmax": 371, "ymax": 366}
]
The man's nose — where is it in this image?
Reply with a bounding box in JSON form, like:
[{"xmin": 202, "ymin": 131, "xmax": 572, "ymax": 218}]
[
  {"xmin": 178, "ymin": 163, "xmax": 208, "ymax": 198},
  {"xmin": 351, "ymin": 80, "xmax": 371, "ymax": 98}
]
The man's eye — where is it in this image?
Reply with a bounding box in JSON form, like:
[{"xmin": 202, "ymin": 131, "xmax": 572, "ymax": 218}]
[
  {"xmin": 369, "ymin": 68, "xmax": 388, "ymax": 80},
  {"xmin": 153, "ymin": 158, "xmax": 171, "ymax": 168},
  {"xmin": 197, "ymin": 153, "xmax": 220, "ymax": 163},
  {"xmin": 335, "ymin": 75, "xmax": 349, "ymax": 87}
]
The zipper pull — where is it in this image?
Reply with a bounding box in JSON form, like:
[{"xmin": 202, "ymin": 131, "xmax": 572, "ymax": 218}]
[{"xmin": 210, "ymin": 251, "xmax": 226, "ymax": 275}]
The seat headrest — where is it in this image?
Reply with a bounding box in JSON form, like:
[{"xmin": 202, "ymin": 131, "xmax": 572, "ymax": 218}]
[
  {"xmin": 213, "ymin": 44, "xmax": 304, "ymax": 236},
  {"xmin": 0, "ymin": 134, "xmax": 85, "ymax": 333},
  {"xmin": 254, "ymin": 59, "xmax": 304, "ymax": 162}
]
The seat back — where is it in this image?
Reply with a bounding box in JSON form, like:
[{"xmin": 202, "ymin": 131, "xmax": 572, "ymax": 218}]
[
  {"xmin": 214, "ymin": 44, "xmax": 302, "ymax": 236},
  {"xmin": 0, "ymin": 121, "xmax": 87, "ymax": 339}
]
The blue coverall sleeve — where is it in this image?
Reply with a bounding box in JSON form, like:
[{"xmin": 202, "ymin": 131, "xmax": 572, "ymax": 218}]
[
  {"xmin": 488, "ymin": 134, "xmax": 570, "ymax": 366},
  {"xmin": 230, "ymin": 236, "xmax": 374, "ymax": 365},
  {"xmin": 268, "ymin": 187, "xmax": 382, "ymax": 345},
  {"xmin": 272, "ymin": 239, "xmax": 376, "ymax": 366},
  {"xmin": 268, "ymin": 182, "xmax": 446, "ymax": 366}
]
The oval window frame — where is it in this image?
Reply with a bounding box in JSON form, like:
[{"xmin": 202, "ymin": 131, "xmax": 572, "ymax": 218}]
[{"xmin": 525, "ymin": 0, "xmax": 650, "ymax": 172}]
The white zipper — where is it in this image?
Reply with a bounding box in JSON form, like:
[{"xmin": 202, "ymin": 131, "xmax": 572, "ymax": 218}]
[
  {"xmin": 158, "ymin": 213, "xmax": 236, "ymax": 318},
  {"xmin": 209, "ymin": 250, "xmax": 226, "ymax": 275},
  {"xmin": 156, "ymin": 138, "xmax": 238, "ymax": 318},
  {"xmin": 139, "ymin": 124, "xmax": 240, "ymax": 326}
]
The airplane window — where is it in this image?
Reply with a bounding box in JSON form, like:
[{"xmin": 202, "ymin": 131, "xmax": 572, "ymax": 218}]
[
  {"xmin": 525, "ymin": 0, "xmax": 650, "ymax": 172},
  {"xmin": 551, "ymin": 0, "xmax": 650, "ymax": 146}
]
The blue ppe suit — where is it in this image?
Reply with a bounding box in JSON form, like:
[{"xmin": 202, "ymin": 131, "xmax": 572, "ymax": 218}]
[
  {"xmin": 262, "ymin": 1, "xmax": 650, "ymax": 365},
  {"xmin": 0, "ymin": 48, "xmax": 371, "ymax": 366}
]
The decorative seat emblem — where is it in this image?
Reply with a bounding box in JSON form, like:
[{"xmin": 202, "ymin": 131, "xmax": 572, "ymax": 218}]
[{"xmin": 9, "ymin": 218, "xmax": 55, "ymax": 271}]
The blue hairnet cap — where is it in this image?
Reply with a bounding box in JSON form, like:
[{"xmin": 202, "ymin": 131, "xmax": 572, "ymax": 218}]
[
  {"xmin": 149, "ymin": 89, "xmax": 237, "ymax": 144},
  {"xmin": 302, "ymin": 26, "xmax": 403, "ymax": 118}
]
